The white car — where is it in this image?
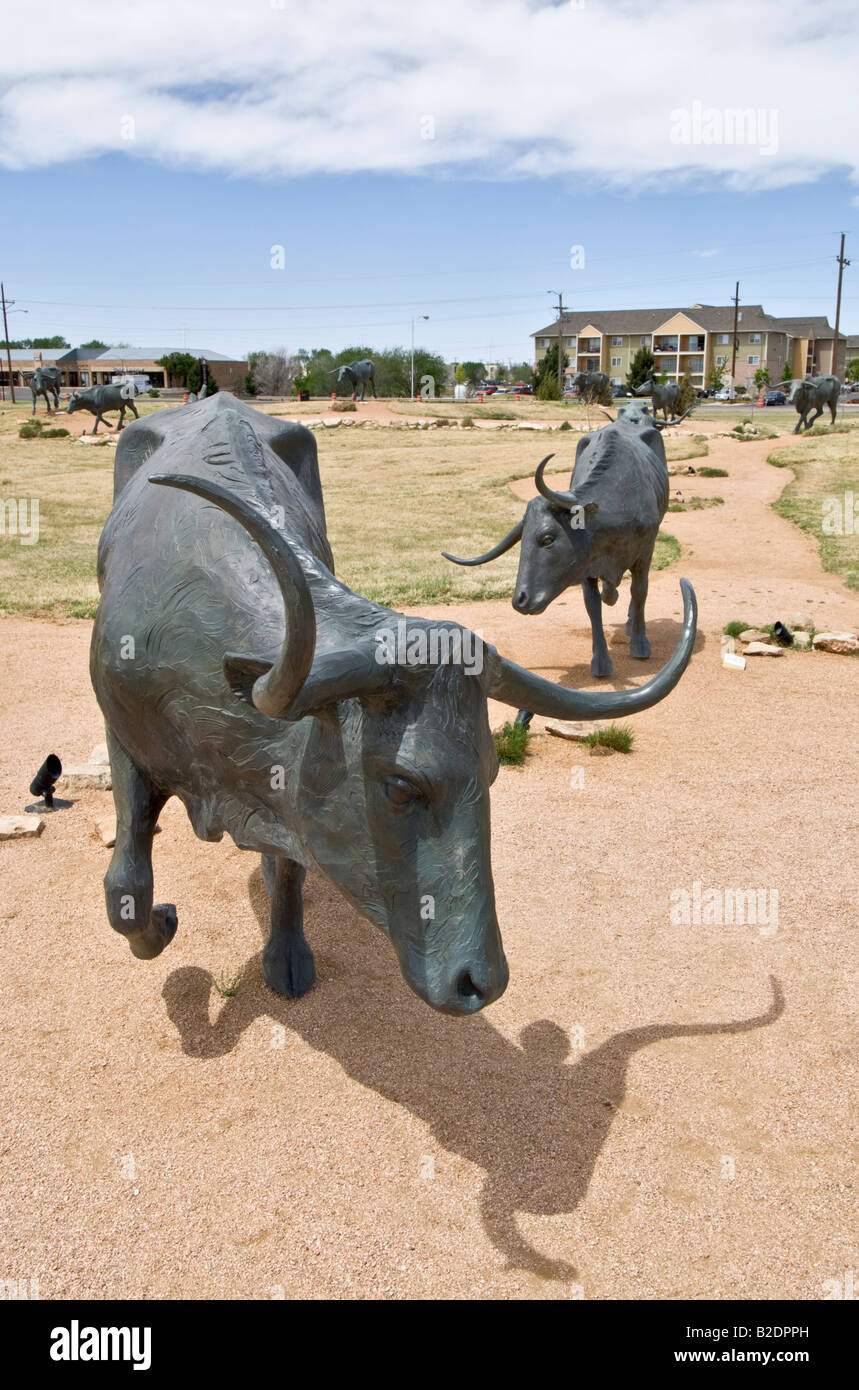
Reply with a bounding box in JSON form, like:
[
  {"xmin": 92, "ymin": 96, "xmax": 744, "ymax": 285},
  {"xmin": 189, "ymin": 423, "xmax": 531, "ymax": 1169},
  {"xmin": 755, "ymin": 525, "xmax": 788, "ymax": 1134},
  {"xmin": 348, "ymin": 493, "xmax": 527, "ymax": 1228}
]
[{"xmin": 714, "ymin": 387, "xmax": 731, "ymax": 401}]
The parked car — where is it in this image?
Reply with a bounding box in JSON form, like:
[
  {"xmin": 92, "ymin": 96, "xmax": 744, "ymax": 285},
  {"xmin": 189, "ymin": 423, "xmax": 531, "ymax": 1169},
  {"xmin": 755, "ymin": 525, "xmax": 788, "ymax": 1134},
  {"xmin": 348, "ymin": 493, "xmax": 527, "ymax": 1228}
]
[
  {"xmin": 612, "ymin": 386, "xmax": 628, "ymax": 398},
  {"xmin": 714, "ymin": 387, "xmax": 732, "ymax": 401},
  {"xmin": 512, "ymin": 383, "xmax": 534, "ymax": 395},
  {"xmin": 764, "ymin": 390, "xmax": 787, "ymax": 406}
]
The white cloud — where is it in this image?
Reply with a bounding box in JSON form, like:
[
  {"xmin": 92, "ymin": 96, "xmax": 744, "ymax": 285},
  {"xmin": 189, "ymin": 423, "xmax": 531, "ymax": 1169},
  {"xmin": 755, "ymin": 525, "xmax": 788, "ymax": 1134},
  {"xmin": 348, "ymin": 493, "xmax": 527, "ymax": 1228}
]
[{"xmin": 1, "ymin": 0, "xmax": 857, "ymax": 192}]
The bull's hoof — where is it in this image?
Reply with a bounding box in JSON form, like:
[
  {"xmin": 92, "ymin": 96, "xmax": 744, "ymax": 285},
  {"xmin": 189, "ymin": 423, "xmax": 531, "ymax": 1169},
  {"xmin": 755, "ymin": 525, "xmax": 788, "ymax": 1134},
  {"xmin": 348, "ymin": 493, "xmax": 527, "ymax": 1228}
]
[
  {"xmin": 629, "ymin": 635, "xmax": 652, "ymax": 659},
  {"xmin": 127, "ymin": 903, "xmax": 178, "ymax": 960},
  {"xmin": 591, "ymin": 651, "xmax": 613, "ymax": 678},
  {"xmin": 262, "ymin": 938, "xmax": 316, "ymax": 999}
]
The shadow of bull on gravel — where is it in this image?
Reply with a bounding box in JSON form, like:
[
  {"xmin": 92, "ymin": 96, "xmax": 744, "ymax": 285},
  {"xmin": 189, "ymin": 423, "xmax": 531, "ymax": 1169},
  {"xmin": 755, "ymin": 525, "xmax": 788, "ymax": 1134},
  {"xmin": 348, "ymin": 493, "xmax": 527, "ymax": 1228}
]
[{"xmin": 162, "ymin": 871, "xmax": 782, "ymax": 1283}]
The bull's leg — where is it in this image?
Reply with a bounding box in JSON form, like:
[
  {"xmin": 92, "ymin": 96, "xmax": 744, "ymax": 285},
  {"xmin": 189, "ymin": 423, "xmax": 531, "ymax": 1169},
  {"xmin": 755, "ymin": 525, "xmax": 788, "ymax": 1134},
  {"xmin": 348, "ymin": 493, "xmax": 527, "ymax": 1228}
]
[
  {"xmin": 128, "ymin": 400, "xmax": 139, "ymax": 421},
  {"xmin": 103, "ymin": 728, "xmax": 177, "ymax": 961},
  {"xmin": 583, "ymin": 576, "xmax": 612, "ymax": 677},
  {"xmin": 808, "ymin": 407, "xmax": 823, "ymax": 430},
  {"xmin": 117, "ymin": 405, "xmax": 127, "ymax": 430},
  {"xmin": 793, "ymin": 411, "xmax": 806, "ymax": 435},
  {"xmin": 370, "ymin": 376, "xmax": 377, "ymax": 398},
  {"xmin": 262, "ymin": 855, "xmax": 315, "ymax": 999},
  {"xmin": 91, "ymin": 411, "xmax": 101, "ymax": 435},
  {"xmin": 627, "ymin": 555, "xmax": 652, "ymax": 660}
]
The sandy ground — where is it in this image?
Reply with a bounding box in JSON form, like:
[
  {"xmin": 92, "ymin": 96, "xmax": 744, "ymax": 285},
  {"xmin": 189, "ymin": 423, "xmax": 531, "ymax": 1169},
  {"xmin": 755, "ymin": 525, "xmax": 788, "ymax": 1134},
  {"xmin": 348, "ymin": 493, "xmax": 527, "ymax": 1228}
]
[{"xmin": 0, "ymin": 431, "xmax": 856, "ymax": 1301}]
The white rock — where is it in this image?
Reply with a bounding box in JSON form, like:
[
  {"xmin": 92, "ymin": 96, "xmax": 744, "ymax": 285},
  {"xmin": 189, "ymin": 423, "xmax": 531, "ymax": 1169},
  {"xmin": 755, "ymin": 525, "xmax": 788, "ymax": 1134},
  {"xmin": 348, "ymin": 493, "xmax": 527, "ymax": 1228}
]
[
  {"xmin": 57, "ymin": 763, "xmax": 112, "ymax": 792},
  {"xmin": 722, "ymin": 652, "xmax": 746, "ymax": 670},
  {"xmin": 545, "ymin": 719, "xmax": 597, "ymax": 741},
  {"xmin": 88, "ymin": 742, "xmax": 110, "ymax": 765},
  {"xmin": 743, "ymin": 642, "xmax": 784, "ymax": 657},
  {"xmin": 0, "ymin": 815, "xmax": 44, "ymax": 840},
  {"xmin": 812, "ymin": 632, "xmax": 858, "ymax": 654},
  {"xmin": 793, "ymin": 631, "xmax": 812, "ymax": 649},
  {"xmin": 516, "ymin": 421, "xmax": 550, "ymax": 430},
  {"xmin": 790, "ymin": 612, "xmax": 815, "ymax": 632},
  {"xmin": 739, "ymin": 628, "xmax": 768, "ymax": 643}
]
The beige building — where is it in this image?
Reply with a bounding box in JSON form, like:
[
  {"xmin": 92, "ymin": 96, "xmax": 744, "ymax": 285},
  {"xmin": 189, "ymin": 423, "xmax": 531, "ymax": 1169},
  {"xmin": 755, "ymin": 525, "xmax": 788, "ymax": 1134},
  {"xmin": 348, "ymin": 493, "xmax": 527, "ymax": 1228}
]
[
  {"xmin": 1, "ymin": 345, "xmax": 248, "ymax": 393},
  {"xmin": 532, "ymin": 304, "xmax": 846, "ymax": 391}
]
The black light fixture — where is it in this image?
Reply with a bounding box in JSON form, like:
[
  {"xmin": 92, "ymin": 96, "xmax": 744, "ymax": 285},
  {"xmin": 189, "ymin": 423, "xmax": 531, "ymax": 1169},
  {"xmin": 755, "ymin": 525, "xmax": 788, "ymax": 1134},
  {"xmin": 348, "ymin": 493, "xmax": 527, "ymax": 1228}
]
[
  {"xmin": 772, "ymin": 621, "xmax": 794, "ymax": 647},
  {"xmin": 29, "ymin": 754, "xmax": 62, "ymax": 807}
]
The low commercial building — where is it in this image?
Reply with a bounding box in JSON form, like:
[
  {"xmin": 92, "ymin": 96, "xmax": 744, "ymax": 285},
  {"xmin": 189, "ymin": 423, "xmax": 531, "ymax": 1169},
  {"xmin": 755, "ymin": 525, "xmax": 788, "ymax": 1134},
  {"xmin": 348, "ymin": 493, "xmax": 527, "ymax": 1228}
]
[
  {"xmin": 1, "ymin": 346, "xmax": 248, "ymax": 392},
  {"xmin": 532, "ymin": 304, "xmax": 847, "ymax": 390}
]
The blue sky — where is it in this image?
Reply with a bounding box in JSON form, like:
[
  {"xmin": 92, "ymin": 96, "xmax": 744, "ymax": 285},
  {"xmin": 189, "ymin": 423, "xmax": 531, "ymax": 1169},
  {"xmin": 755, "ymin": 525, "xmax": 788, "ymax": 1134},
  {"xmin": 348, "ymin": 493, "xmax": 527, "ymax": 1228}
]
[{"xmin": 1, "ymin": 0, "xmax": 857, "ymax": 362}]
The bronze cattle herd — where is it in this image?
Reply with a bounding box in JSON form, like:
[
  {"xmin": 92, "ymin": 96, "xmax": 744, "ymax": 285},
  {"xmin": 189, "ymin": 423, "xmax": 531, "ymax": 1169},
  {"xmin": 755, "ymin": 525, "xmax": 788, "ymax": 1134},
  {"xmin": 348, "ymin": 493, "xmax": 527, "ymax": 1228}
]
[{"xmin": 70, "ymin": 373, "xmax": 837, "ymax": 1011}]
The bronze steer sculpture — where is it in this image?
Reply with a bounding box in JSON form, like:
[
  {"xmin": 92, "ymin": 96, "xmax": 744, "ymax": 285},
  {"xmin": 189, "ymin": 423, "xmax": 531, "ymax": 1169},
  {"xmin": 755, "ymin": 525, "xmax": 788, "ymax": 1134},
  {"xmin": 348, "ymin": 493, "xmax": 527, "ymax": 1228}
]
[
  {"xmin": 30, "ymin": 365, "xmax": 62, "ymax": 414},
  {"xmin": 633, "ymin": 378, "xmax": 682, "ymax": 420},
  {"xmin": 66, "ymin": 383, "xmax": 139, "ymax": 434},
  {"xmin": 91, "ymin": 395, "xmax": 697, "ymax": 1014},
  {"xmin": 569, "ymin": 370, "xmax": 610, "ymax": 405},
  {"xmin": 330, "ymin": 358, "xmax": 376, "ymax": 401},
  {"xmin": 444, "ymin": 407, "xmax": 694, "ymax": 722},
  {"xmin": 778, "ymin": 374, "xmax": 839, "ymax": 433}
]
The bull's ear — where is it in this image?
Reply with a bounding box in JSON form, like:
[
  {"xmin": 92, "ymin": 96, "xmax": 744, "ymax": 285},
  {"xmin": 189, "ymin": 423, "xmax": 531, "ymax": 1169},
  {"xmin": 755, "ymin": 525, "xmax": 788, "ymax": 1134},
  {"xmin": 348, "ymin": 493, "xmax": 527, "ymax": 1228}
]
[{"xmin": 223, "ymin": 653, "xmax": 272, "ymax": 704}]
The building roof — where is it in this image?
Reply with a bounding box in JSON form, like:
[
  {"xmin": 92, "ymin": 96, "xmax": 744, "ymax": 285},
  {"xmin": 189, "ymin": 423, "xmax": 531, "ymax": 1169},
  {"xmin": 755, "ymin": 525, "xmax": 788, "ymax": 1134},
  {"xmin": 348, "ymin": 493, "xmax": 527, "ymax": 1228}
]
[
  {"xmin": 4, "ymin": 349, "xmax": 67, "ymax": 362},
  {"xmin": 85, "ymin": 346, "xmax": 238, "ymax": 361},
  {"xmin": 532, "ymin": 304, "xmax": 841, "ymax": 339}
]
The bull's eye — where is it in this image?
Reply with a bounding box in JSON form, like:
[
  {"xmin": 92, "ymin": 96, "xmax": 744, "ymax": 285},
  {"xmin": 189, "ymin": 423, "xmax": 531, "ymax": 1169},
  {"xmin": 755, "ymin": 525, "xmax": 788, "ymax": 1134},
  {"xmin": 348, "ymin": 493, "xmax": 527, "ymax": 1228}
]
[
  {"xmin": 383, "ymin": 775, "xmax": 423, "ymax": 808},
  {"xmin": 538, "ymin": 531, "xmax": 555, "ymax": 547}
]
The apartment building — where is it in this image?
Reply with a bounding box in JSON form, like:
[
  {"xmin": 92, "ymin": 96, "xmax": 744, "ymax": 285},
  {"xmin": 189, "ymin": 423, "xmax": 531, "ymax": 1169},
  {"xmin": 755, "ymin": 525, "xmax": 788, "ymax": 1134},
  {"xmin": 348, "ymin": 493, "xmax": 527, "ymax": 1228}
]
[{"xmin": 532, "ymin": 304, "xmax": 845, "ymax": 390}]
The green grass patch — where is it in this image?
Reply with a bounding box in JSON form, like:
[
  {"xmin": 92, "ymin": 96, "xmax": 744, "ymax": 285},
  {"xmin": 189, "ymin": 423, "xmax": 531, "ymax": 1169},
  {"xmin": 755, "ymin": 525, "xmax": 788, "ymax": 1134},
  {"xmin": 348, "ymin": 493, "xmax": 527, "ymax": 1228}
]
[
  {"xmin": 210, "ymin": 970, "xmax": 244, "ymax": 998},
  {"xmin": 652, "ymin": 531, "xmax": 681, "ymax": 569},
  {"xmin": 697, "ymin": 466, "xmax": 728, "ymax": 477},
  {"xmin": 584, "ymin": 723, "xmax": 635, "ymax": 753},
  {"xmin": 767, "ymin": 429, "xmax": 859, "ymax": 592},
  {"xmin": 493, "ymin": 721, "xmax": 531, "ymax": 766}
]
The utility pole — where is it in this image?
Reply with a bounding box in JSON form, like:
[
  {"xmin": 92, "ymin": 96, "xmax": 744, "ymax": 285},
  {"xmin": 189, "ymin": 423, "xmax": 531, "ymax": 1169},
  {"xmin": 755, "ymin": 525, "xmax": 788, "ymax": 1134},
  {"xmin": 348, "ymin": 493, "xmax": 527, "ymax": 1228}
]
[
  {"xmin": 729, "ymin": 281, "xmax": 740, "ymax": 402},
  {"xmin": 410, "ymin": 315, "xmax": 429, "ymax": 398},
  {"xmin": 1, "ymin": 283, "xmax": 16, "ymax": 404},
  {"xmin": 548, "ymin": 290, "xmax": 568, "ymax": 395},
  {"xmin": 833, "ymin": 233, "xmax": 850, "ymax": 379}
]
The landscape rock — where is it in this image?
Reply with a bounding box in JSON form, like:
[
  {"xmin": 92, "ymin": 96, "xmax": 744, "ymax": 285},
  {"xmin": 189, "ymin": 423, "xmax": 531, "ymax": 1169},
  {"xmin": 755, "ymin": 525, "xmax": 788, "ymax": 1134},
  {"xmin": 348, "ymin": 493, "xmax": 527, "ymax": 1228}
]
[
  {"xmin": 739, "ymin": 629, "xmax": 768, "ymax": 643},
  {"xmin": 743, "ymin": 642, "xmax": 784, "ymax": 657},
  {"xmin": 790, "ymin": 612, "xmax": 815, "ymax": 632},
  {"xmin": 88, "ymin": 742, "xmax": 110, "ymax": 765},
  {"xmin": 812, "ymin": 631, "xmax": 858, "ymax": 654},
  {"xmin": 0, "ymin": 815, "xmax": 44, "ymax": 840},
  {"xmin": 545, "ymin": 719, "xmax": 597, "ymax": 741},
  {"xmin": 57, "ymin": 763, "xmax": 112, "ymax": 792},
  {"xmin": 516, "ymin": 421, "xmax": 550, "ymax": 431},
  {"xmin": 792, "ymin": 631, "xmax": 812, "ymax": 649}
]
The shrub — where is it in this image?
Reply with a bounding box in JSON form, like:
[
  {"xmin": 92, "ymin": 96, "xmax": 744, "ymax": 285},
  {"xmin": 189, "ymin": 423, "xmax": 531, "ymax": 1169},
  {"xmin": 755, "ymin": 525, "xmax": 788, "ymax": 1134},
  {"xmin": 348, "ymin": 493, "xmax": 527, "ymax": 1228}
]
[
  {"xmin": 18, "ymin": 423, "xmax": 40, "ymax": 438},
  {"xmin": 41, "ymin": 427, "xmax": 69, "ymax": 438},
  {"xmin": 559, "ymin": 419, "xmax": 572, "ymax": 431},
  {"xmin": 493, "ymin": 721, "xmax": 531, "ymax": 766},
  {"xmin": 148, "ymin": 387, "xmax": 160, "ymax": 397},
  {"xmin": 332, "ymin": 399, "xmax": 357, "ymax": 413},
  {"xmin": 698, "ymin": 466, "xmax": 728, "ymax": 477},
  {"xmin": 461, "ymin": 416, "xmax": 473, "ymax": 428},
  {"xmin": 584, "ymin": 724, "xmax": 635, "ymax": 753}
]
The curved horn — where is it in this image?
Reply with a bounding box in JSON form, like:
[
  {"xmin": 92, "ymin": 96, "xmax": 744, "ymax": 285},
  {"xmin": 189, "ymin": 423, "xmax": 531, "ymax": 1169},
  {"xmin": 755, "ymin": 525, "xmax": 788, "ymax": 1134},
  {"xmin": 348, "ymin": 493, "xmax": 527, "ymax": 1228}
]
[
  {"xmin": 652, "ymin": 405, "xmax": 695, "ymax": 430},
  {"xmin": 442, "ymin": 518, "xmax": 523, "ymax": 567},
  {"xmin": 600, "ymin": 408, "xmax": 616, "ymax": 422},
  {"xmin": 534, "ymin": 453, "xmax": 577, "ymax": 510},
  {"xmin": 489, "ymin": 578, "xmax": 697, "ymax": 718},
  {"xmin": 148, "ymin": 473, "xmax": 316, "ymax": 718}
]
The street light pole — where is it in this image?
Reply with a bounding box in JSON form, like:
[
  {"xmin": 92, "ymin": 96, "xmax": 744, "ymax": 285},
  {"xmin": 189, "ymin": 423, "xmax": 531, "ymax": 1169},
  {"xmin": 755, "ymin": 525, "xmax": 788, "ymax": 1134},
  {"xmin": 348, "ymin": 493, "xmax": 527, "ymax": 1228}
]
[
  {"xmin": 1, "ymin": 283, "xmax": 19, "ymax": 404},
  {"xmin": 411, "ymin": 315, "xmax": 429, "ymax": 399}
]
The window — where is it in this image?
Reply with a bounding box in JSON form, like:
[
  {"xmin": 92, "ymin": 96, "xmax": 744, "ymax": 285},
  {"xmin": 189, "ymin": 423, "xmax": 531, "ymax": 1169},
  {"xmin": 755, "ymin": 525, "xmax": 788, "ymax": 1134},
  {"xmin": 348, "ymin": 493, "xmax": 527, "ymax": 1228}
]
[
  {"xmin": 611, "ymin": 356, "xmax": 621, "ymax": 367},
  {"xmin": 611, "ymin": 336, "xmax": 623, "ymax": 346},
  {"xmin": 611, "ymin": 378, "xmax": 622, "ymax": 386},
  {"xmin": 566, "ymin": 338, "xmax": 576, "ymax": 347},
  {"xmin": 641, "ymin": 336, "xmax": 648, "ymax": 346},
  {"xmin": 749, "ymin": 333, "xmax": 761, "ymax": 343},
  {"xmin": 538, "ymin": 338, "xmax": 549, "ymax": 348},
  {"xmin": 716, "ymin": 333, "xmax": 730, "ymax": 345},
  {"xmin": 715, "ymin": 355, "xmax": 726, "ymax": 366},
  {"xmin": 748, "ymin": 355, "xmax": 760, "ymax": 365}
]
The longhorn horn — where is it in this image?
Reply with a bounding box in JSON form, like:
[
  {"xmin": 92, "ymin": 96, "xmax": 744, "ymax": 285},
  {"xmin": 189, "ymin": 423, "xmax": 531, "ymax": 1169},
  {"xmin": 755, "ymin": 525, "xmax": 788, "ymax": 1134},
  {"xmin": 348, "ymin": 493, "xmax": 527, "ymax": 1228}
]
[
  {"xmin": 600, "ymin": 408, "xmax": 616, "ymax": 422},
  {"xmin": 442, "ymin": 518, "xmax": 523, "ymax": 567},
  {"xmin": 652, "ymin": 405, "xmax": 695, "ymax": 431},
  {"xmin": 534, "ymin": 453, "xmax": 577, "ymax": 510},
  {"xmin": 489, "ymin": 579, "xmax": 697, "ymax": 718}
]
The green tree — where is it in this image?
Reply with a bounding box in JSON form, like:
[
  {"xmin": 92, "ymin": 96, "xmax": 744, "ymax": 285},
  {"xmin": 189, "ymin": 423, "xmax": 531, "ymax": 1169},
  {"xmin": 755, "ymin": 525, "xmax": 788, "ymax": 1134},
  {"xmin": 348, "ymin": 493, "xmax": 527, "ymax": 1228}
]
[
  {"xmin": 534, "ymin": 342, "xmax": 567, "ymax": 400},
  {"xmin": 845, "ymin": 358, "xmax": 859, "ymax": 384},
  {"xmin": 79, "ymin": 339, "xmax": 108, "ymax": 351},
  {"xmin": 677, "ymin": 371, "xmax": 697, "ymax": 413},
  {"xmin": 507, "ymin": 362, "xmax": 534, "ymax": 386},
  {"xmin": 753, "ymin": 367, "xmax": 771, "ymax": 391},
  {"xmin": 459, "ymin": 361, "xmax": 484, "ymax": 388},
  {"xmin": 626, "ymin": 346, "xmax": 655, "ymax": 392},
  {"xmin": 780, "ymin": 360, "xmax": 793, "ymax": 384},
  {"xmin": 156, "ymin": 351, "xmax": 198, "ymax": 387},
  {"xmin": 454, "ymin": 363, "xmax": 466, "ymax": 384},
  {"xmin": 706, "ymin": 363, "xmax": 724, "ymax": 391}
]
